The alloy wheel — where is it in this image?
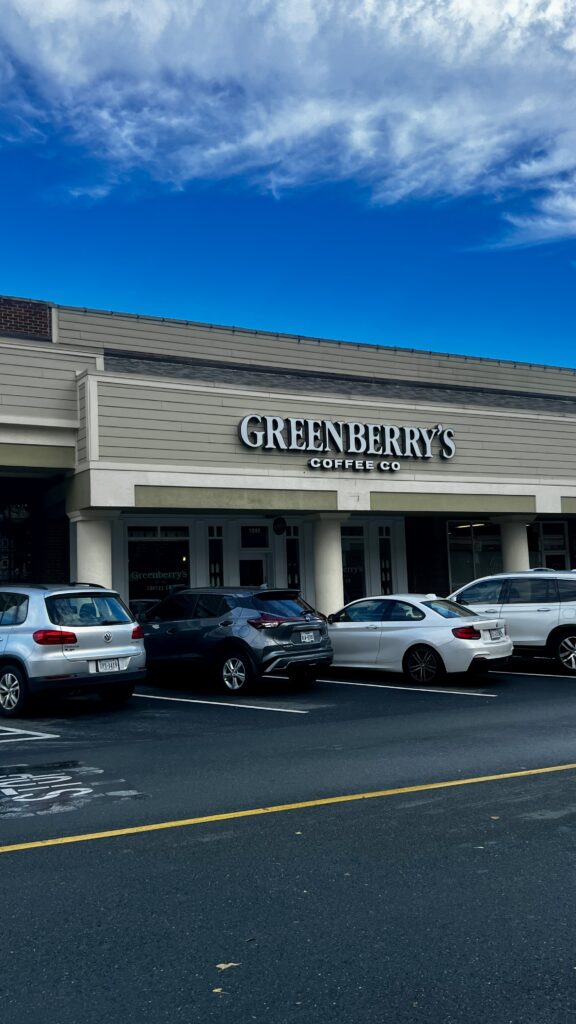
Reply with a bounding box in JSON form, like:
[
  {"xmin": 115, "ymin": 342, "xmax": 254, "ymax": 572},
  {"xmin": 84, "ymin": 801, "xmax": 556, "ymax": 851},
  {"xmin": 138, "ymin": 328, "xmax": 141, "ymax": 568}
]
[
  {"xmin": 557, "ymin": 634, "xmax": 576, "ymax": 672},
  {"xmin": 0, "ymin": 671, "xmax": 21, "ymax": 711},
  {"xmin": 222, "ymin": 656, "xmax": 248, "ymax": 691},
  {"xmin": 405, "ymin": 647, "xmax": 441, "ymax": 684}
]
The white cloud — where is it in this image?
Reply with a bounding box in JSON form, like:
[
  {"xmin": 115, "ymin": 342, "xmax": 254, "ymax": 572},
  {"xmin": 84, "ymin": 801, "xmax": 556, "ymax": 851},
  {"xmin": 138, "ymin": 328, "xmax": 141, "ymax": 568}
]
[{"xmin": 2, "ymin": 0, "xmax": 576, "ymax": 241}]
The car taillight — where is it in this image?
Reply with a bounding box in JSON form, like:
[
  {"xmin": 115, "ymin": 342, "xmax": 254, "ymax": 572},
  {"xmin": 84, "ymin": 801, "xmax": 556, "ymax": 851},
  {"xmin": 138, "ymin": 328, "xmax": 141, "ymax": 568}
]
[
  {"xmin": 452, "ymin": 626, "xmax": 482, "ymax": 640},
  {"xmin": 33, "ymin": 629, "xmax": 78, "ymax": 646},
  {"xmin": 132, "ymin": 625, "xmax": 144, "ymax": 639},
  {"xmin": 247, "ymin": 614, "xmax": 294, "ymax": 629}
]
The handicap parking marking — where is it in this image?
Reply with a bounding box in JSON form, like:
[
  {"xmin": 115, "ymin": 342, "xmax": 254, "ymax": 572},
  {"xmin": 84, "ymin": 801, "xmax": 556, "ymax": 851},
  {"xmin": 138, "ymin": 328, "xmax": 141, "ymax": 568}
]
[
  {"xmin": 0, "ymin": 760, "xmax": 145, "ymax": 819},
  {"xmin": 0, "ymin": 725, "xmax": 60, "ymax": 745}
]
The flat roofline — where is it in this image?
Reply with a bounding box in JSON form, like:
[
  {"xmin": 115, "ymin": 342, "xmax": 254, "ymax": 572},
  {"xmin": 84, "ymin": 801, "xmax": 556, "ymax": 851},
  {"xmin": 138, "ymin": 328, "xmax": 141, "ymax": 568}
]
[{"xmin": 3, "ymin": 292, "xmax": 576, "ymax": 380}]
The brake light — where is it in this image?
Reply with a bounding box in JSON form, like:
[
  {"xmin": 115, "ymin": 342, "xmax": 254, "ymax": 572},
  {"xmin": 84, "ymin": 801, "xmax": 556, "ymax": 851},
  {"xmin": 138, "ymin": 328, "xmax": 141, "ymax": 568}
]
[
  {"xmin": 452, "ymin": 626, "xmax": 482, "ymax": 640},
  {"xmin": 247, "ymin": 614, "xmax": 294, "ymax": 629},
  {"xmin": 132, "ymin": 625, "xmax": 144, "ymax": 639},
  {"xmin": 33, "ymin": 629, "xmax": 78, "ymax": 646}
]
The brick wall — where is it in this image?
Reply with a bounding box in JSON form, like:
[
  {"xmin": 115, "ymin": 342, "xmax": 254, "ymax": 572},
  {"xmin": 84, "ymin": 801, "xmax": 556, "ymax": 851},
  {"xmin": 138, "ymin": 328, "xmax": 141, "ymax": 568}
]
[{"xmin": 0, "ymin": 296, "xmax": 51, "ymax": 340}]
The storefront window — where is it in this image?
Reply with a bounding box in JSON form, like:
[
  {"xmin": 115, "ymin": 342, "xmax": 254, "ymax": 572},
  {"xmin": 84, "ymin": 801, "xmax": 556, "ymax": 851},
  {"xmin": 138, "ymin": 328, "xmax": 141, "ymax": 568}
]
[
  {"xmin": 528, "ymin": 521, "xmax": 569, "ymax": 569},
  {"xmin": 128, "ymin": 526, "xmax": 190, "ymax": 601},
  {"xmin": 286, "ymin": 525, "xmax": 300, "ymax": 589},
  {"xmin": 241, "ymin": 525, "xmax": 269, "ymax": 549},
  {"xmin": 378, "ymin": 526, "xmax": 393, "ymax": 595},
  {"xmin": 208, "ymin": 526, "xmax": 224, "ymax": 587},
  {"xmin": 0, "ymin": 504, "xmax": 33, "ymax": 583},
  {"xmin": 342, "ymin": 526, "xmax": 366, "ymax": 604},
  {"xmin": 447, "ymin": 522, "xmax": 503, "ymax": 591}
]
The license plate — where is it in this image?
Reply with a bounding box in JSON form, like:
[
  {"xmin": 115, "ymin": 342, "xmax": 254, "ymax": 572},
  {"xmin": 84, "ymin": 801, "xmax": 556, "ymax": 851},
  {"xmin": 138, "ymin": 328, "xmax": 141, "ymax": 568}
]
[
  {"xmin": 489, "ymin": 628, "xmax": 504, "ymax": 641},
  {"xmin": 300, "ymin": 631, "xmax": 316, "ymax": 644},
  {"xmin": 98, "ymin": 659, "xmax": 120, "ymax": 672}
]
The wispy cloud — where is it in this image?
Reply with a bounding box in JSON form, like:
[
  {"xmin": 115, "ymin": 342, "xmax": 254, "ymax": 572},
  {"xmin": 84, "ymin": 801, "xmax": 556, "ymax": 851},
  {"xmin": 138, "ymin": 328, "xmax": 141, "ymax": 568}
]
[{"xmin": 2, "ymin": 0, "xmax": 576, "ymax": 242}]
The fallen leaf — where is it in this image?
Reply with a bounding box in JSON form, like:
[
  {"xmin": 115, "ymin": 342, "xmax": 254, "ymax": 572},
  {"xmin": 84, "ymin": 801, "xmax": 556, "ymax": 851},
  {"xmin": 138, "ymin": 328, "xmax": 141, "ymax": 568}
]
[
  {"xmin": 213, "ymin": 987, "xmax": 224, "ymax": 994},
  {"xmin": 490, "ymin": 816, "xmax": 500, "ymax": 820},
  {"xmin": 216, "ymin": 963, "xmax": 241, "ymax": 971}
]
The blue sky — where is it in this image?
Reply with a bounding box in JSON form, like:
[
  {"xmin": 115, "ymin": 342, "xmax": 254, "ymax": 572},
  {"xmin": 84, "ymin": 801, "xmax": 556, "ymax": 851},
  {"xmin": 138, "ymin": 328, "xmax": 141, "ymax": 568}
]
[{"xmin": 1, "ymin": 1, "xmax": 575, "ymax": 366}]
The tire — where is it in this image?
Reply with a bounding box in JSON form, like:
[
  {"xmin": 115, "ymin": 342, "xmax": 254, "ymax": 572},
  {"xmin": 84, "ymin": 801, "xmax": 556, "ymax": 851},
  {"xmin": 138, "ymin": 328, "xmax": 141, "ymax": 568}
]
[
  {"xmin": 98, "ymin": 685, "xmax": 135, "ymax": 709},
  {"xmin": 403, "ymin": 645, "xmax": 444, "ymax": 685},
  {"xmin": 0, "ymin": 663, "xmax": 31, "ymax": 718},
  {"xmin": 551, "ymin": 630, "xmax": 576, "ymax": 674},
  {"xmin": 217, "ymin": 650, "xmax": 255, "ymax": 694}
]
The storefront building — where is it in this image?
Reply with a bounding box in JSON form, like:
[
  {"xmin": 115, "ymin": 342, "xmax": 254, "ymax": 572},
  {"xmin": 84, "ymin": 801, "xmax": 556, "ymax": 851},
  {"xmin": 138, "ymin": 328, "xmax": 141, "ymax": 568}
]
[{"xmin": 3, "ymin": 293, "xmax": 576, "ymax": 613}]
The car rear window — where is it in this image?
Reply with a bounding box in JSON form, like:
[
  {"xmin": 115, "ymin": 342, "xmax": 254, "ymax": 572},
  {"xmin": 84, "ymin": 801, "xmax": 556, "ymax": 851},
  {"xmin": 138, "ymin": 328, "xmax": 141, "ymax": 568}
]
[
  {"xmin": 247, "ymin": 593, "xmax": 318, "ymax": 618},
  {"xmin": 46, "ymin": 592, "xmax": 133, "ymax": 627},
  {"xmin": 423, "ymin": 599, "xmax": 478, "ymax": 619}
]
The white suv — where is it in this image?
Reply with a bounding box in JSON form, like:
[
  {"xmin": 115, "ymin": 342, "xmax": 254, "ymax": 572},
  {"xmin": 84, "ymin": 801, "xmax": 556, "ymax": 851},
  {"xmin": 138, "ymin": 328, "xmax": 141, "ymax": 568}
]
[{"xmin": 450, "ymin": 571, "xmax": 576, "ymax": 673}]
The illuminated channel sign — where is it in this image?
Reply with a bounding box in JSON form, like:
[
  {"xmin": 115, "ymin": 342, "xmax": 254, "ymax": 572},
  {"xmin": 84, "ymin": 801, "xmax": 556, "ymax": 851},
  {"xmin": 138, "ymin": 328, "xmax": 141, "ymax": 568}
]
[{"xmin": 238, "ymin": 414, "xmax": 456, "ymax": 473}]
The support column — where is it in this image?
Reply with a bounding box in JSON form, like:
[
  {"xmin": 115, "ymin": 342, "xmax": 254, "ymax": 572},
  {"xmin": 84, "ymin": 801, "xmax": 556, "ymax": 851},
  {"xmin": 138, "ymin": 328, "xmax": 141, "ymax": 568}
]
[
  {"xmin": 313, "ymin": 517, "xmax": 344, "ymax": 615},
  {"xmin": 499, "ymin": 519, "xmax": 531, "ymax": 572},
  {"xmin": 70, "ymin": 516, "xmax": 113, "ymax": 588}
]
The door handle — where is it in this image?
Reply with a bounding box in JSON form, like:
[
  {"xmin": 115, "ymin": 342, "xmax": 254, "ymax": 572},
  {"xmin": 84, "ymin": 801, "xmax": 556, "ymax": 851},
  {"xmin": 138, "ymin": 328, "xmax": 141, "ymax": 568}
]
[
  {"xmin": 221, "ymin": 620, "xmax": 233, "ymax": 627},
  {"xmin": 166, "ymin": 627, "xmax": 179, "ymax": 635},
  {"xmin": 482, "ymin": 609, "xmax": 498, "ymax": 614},
  {"xmin": 537, "ymin": 608, "xmax": 552, "ymax": 612},
  {"xmin": 366, "ymin": 625, "xmax": 379, "ymax": 631}
]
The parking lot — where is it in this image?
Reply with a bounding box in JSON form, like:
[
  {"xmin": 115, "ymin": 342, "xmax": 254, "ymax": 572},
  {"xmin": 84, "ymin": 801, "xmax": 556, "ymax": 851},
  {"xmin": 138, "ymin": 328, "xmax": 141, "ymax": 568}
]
[{"xmin": 4, "ymin": 662, "xmax": 576, "ymax": 1023}]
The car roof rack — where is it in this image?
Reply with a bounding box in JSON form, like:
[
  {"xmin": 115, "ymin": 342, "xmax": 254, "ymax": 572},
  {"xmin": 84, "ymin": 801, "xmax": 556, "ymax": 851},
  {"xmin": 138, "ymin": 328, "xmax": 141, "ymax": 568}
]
[{"xmin": 67, "ymin": 581, "xmax": 107, "ymax": 588}]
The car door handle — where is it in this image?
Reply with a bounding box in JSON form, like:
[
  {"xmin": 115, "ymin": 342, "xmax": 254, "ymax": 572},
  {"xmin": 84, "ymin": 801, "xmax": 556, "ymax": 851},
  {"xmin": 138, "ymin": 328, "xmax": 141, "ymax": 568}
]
[
  {"xmin": 221, "ymin": 620, "xmax": 233, "ymax": 627},
  {"xmin": 166, "ymin": 627, "xmax": 179, "ymax": 635},
  {"xmin": 366, "ymin": 625, "xmax": 379, "ymax": 630},
  {"xmin": 537, "ymin": 608, "xmax": 553, "ymax": 612}
]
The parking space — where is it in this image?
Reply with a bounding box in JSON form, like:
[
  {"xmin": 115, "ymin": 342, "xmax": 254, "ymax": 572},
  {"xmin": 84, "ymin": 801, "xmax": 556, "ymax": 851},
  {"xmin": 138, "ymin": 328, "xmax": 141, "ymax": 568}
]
[
  {"xmin": 0, "ymin": 662, "xmax": 571, "ymax": 845},
  {"xmin": 0, "ymin": 661, "xmax": 572, "ymax": 861}
]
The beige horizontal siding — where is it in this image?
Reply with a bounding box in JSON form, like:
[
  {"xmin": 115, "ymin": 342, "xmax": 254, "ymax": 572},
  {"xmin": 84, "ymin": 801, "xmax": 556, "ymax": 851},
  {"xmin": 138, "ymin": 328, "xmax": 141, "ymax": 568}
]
[
  {"xmin": 77, "ymin": 383, "xmax": 87, "ymax": 465},
  {"xmin": 96, "ymin": 379, "xmax": 576, "ymax": 477},
  {"xmin": 0, "ymin": 344, "xmax": 95, "ymax": 423},
  {"xmin": 58, "ymin": 307, "xmax": 576, "ymax": 399}
]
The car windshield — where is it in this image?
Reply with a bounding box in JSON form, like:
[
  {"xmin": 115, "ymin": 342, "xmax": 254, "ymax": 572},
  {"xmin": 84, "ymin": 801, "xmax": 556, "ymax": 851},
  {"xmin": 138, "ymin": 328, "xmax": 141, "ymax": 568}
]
[
  {"xmin": 46, "ymin": 592, "xmax": 133, "ymax": 627},
  {"xmin": 248, "ymin": 593, "xmax": 318, "ymax": 618},
  {"xmin": 423, "ymin": 599, "xmax": 477, "ymax": 619}
]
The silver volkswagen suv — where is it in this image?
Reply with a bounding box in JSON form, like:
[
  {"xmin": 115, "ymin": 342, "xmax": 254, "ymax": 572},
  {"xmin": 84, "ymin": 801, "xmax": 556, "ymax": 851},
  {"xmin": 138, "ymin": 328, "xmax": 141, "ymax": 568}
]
[
  {"xmin": 0, "ymin": 584, "xmax": 146, "ymax": 717},
  {"xmin": 450, "ymin": 570, "xmax": 576, "ymax": 673}
]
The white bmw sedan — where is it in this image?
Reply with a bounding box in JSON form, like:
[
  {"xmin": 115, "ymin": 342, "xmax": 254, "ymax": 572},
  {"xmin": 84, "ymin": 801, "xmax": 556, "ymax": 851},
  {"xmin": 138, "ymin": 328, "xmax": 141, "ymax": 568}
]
[{"xmin": 327, "ymin": 594, "xmax": 513, "ymax": 684}]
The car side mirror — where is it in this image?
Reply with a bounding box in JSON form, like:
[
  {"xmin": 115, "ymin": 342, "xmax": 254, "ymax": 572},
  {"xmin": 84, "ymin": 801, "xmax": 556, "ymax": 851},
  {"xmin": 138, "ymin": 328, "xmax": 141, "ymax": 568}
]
[{"xmin": 327, "ymin": 614, "xmax": 335, "ymax": 624}]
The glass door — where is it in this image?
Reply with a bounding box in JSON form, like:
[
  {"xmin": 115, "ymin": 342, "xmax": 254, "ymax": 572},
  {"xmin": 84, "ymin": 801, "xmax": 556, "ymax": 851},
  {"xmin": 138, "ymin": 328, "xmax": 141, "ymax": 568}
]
[{"xmin": 239, "ymin": 558, "xmax": 266, "ymax": 586}]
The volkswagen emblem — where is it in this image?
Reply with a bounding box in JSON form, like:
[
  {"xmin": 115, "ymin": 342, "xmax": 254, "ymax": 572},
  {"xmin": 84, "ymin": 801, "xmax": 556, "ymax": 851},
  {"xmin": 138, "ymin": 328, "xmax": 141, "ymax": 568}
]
[{"xmin": 103, "ymin": 632, "xmax": 113, "ymax": 643}]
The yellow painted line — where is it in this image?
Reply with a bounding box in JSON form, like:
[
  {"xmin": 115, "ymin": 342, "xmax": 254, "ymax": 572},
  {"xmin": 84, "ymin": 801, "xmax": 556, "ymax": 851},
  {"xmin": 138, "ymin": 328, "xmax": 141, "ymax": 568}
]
[{"xmin": 2, "ymin": 761, "xmax": 576, "ymax": 855}]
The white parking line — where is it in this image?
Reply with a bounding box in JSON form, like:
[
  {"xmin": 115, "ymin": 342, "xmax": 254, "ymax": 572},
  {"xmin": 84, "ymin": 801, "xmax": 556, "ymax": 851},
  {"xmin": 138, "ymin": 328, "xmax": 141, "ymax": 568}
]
[
  {"xmin": 0, "ymin": 726, "xmax": 60, "ymax": 745},
  {"xmin": 133, "ymin": 693, "xmax": 309, "ymax": 714},
  {"xmin": 315, "ymin": 679, "xmax": 497, "ymax": 697},
  {"xmin": 499, "ymin": 671, "xmax": 573, "ymax": 680}
]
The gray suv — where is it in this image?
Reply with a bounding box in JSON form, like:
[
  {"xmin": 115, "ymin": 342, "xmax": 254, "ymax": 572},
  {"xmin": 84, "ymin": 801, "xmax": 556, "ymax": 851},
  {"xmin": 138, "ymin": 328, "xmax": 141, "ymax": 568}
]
[
  {"xmin": 450, "ymin": 570, "xmax": 576, "ymax": 673},
  {"xmin": 0, "ymin": 584, "xmax": 147, "ymax": 717},
  {"xmin": 141, "ymin": 587, "xmax": 333, "ymax": 692}
]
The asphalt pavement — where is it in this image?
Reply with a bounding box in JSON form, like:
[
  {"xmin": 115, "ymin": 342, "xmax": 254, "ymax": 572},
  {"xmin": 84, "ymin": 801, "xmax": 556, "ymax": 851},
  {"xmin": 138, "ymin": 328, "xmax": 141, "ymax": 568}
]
[{"xmin": 3, "ymin": 662, "xmax": 576, "ymax": 1023}]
